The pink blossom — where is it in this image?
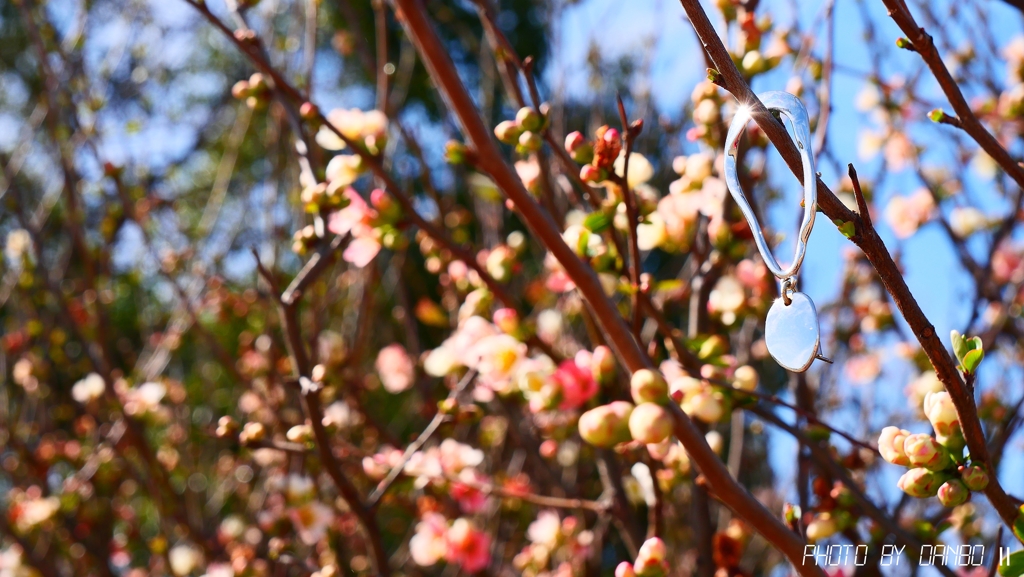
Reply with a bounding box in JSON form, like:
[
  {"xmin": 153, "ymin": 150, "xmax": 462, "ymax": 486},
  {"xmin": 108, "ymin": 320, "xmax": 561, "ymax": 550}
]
[
  {"xmin": 327, "ymin": 188, "xmax": 381, "ymax": 267},
  {"xmin": 884, "ymin": 188, "xmax": 934, "ymax": 239},
  {"xmin": 552, "ymin": 358, "xmax": 598, "ymax": 410},
  {"xmin": 445, "ymin": 518, "xmax": 492, "ymax": 573},
  {"xmin": 993, "ymin": 243, "xmax": 1024, "ymax": 284},
  {"xmin": 844, "ymin": 354, "xmax": 881, "ymax": 384},
  {"xmin": 438, "ymin": 438, "xmax": 485, "ymax": 474},
  {"xmin": 410, "ymin": 512, "xmax": 448, "ymax": 567},
  {"xmin": 527, "ymin": 510, "xmax": 562, "ymax": 550},
  {"xmin": 375, "ymin": 343, "xmax": 415, "ymax": 393},
  {"xmin": 515, "ymin": 158, "xmax": 542, "ymax": 191},
  {"xmin": 450, "ymin": 469, "xmax": 490, "ymax": 513}
]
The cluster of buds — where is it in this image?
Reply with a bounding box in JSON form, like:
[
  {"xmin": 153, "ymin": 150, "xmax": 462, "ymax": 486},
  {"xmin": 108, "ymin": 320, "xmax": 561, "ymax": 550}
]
[
  {"xmin": 615, "ymin": 537, "xmax": 669, "ymax": 577},
  {"xmin": 627, "ymin": 369, "xmax": 674, "ymax": 444},
  {"xmin": 232, "ymin": 73, "xmax": 270, "ymax": 110},
  {"xmin": 494, "ymin": 105, "xmax": 549, "ymax": 154},
  {"xmin": 671, "ymin": 363, "xmax": 757, "ymax": 425},
  {"xmin": 300, "ymin": 181, "xmax": 350, "ymax": 213},
  {"xmin": 879, "ymin": 388, "xmax": 988, "ymax": 507},
  {"xmin": 291, "ymin": 225, "xmax": 319, "ymax": 255},
  {"xmin": 564, "ymin": 125, "xmax": 622, "ymax": 184},
  {"xmin": 688, "ymin": 80, "xmax": 726, "ymax": 145}
]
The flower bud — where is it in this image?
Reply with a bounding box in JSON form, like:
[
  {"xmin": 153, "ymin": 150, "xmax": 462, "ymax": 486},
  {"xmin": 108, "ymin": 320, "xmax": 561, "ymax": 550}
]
[
  {"xmin": 805, "ymin": 513, "xmax": 839, "ymax": 542},
  {"xmin": 937, "ymin": 478, "xmax": 970, "ymax": 507},
  {"xmin": 741, "ymin": 50, "xmax": 767, "ymax": 74},
  {"xmin": 592, "ymin": 345, "xmax": 616, "ymax": 383},
  {"xmin": 578, "ymin": 402, "xmax": 634, "ymax": 448},
  {"xmin": 646, "ymin": 438, "xmax": 671, "ymax": 460},
  {"xmin": 878, "ymin": 426, "xmax": 912, "ymax": 466},
  {"xmin": 705, "ymin": 430, "xmax": 724, "ymax": 455},
  {"xmin": 445, "ymin": 140, "xmax": 467, "ymax": 165},
  {"xmin": 564, "ymin": 131, "xmax": 594, "ymax": 164},
  {"xmin": 518, "ymin": 130, "xmax": 543, "ymax": 152},
  {"xmin": 685, "ymin": 390, "xmax": 725, "ymax": 423},
  {"xmin": 494, "ymin": 120, "xmax": 522, "ymax": 145},
  {"xmin": 630, "ymin": 369, "xmax": 668, "ymax": 404},
  {"xmin": 897, "ymin": 468, "xmax": 945, "ymax": 498},
  {"xmin": 231, "ymin": 80, "xmax": 250, "ymax": 99},
  {"xmin": 492, "ymin": 308, "xmax": 519, "ymax": 334},
  {"xmin": 516, "ymin": 106, "xmax": 543, "ymax": 132},
  {"xmin": 580, "ymin": 165, "xmax": 604, "ymax": 183},
  {"xmin": 629, "ymin": 403, "xmax": 673, "ymax": 444},
  {"xmin": 903, "ymin": 433, "xmax": 951, "ymax": 471},
  {"xmin": 960, "ymin": 465, "xmax": 990, "ymax": 491},
  {"xmin": 299, "ymin": 102, "xmax": 319, "ymax": 121},
  {"xmin": 732, "ymin": 365, "xmax": 758, "ymax": 391},
  {"xmin": 248, "ymin": 73, "xmax": 267, "ymax": 92},
  {"xmin": 698, "ymin": 335, "xmax": 729, "ymax": 359},
  {"xmin": 286, "ymin": 424, "xmax": 313, "ymax": 444},
  {"xmin": 239, "ymin": 421, "xmax": 266, "ymax": 444},
  {"xmin": 636, "ymin": 537, "xmax": 666, "ymax": 563},
  {"xmin": 615, "ymin": 562, "xmax": 637, "ymax": 577},
  {"xmin": 634, "ymin": 537, "xmax": 669, "ymax": 576},
  {"xmin": 923, "ymin": 391, "xmax": 965, "ymax": 451},
  {"xmin": 216, "ymin": 416, "xmax": 238, "ymax": 438}
]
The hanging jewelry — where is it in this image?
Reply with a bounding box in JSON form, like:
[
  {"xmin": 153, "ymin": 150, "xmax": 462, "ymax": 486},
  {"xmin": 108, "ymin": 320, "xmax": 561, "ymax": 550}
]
[{"xmin": 723, "ymin": 91, "xmax": 832, "ymax": 373}]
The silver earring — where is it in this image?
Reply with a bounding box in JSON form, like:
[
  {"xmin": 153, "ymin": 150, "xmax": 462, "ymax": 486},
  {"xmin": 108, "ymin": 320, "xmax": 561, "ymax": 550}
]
[{"xmin": 723, "ymin": 91, "xmax": 831, "ymax": 373}]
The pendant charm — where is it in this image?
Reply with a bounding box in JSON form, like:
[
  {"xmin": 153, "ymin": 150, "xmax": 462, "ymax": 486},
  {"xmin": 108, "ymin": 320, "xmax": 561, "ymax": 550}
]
[
  {"xmin": 765, "ymin": 291, "xmax": 825, "ymax": 373},
  {"xmin": 723, "ymin": 91, "xmax": 833, "ymax": 373}
]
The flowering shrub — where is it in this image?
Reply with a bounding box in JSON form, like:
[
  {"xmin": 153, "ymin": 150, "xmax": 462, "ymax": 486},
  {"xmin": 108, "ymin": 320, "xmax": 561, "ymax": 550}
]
[{"xmin": 3, "ymin": 0, "xmax": 1024, "ymax": 576}]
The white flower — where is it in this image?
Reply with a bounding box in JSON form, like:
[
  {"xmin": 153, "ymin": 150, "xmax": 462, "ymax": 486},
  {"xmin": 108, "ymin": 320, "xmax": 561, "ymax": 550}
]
[
  {"xmin": 612, "ymin": 152, "xmax": 654, "ymax": 189},
  {"xmin": 950, "ymin": 207, "xmax": 988, "ymax": 237},
  {"xmin": 168, "ymin": 544, "xmax": 202, "ymax": 576},
  {"xmin": 322, "ymin": 401, "xmax": 358, "ymax": 429},
  {"xmin": 637, "ymin": 212, "xmax": 668, "ymax": 251},
  {"xmin": 4, "ymin": 229, "xmax": 31, "ymax": 263},
  {"xmin": 202, "ymin": 563, "xmax": 235, "ymax": 577},
  {"xmin": 16, "ymin": 497, "xmax": 59, "ymax": 531},
  {"xmin": 284, "ymin": 474, "xmax": 316, "ymax": 503},
  {"xmin": 71, "ymin": 373, "xmax": 105, "ymax": 403},
  {"xmin": 289, "ymin": 501, "xmax": 335, "ymax": 545}
]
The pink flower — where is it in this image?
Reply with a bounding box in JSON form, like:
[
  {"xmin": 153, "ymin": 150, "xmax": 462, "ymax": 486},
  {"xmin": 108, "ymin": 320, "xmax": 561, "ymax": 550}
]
[
  {"xmin": 410, "ymin": 512, "xmax": 448, "ymax": 567},
  {"xmin": 527, "ymin": 510, "xmax": 562, "ymax": 550},
  {"xmin": 884, "ymin": 188, "xmax": 934, "ymax": 239},
  {"xmin": 515, "ymin": 158, "xmax": 542, "ymax": 191},
  {"xmin": 993, "ymin": 243, "xmax": 1024, "ymax": 284},
  {"xmin": 844, "ymin": 354, "xmax": 881, "ymax": 384},
  {"xmin": 438, "ymin": 439, "xmax": 485, "ymax": 475},
  {"xmin": 375, "ymin": 344, "xmax": 415, "ymax": 393},
  {"xmin": 327, "ymin": 188, "xmax": 381, "ymax": 267},
  {"xmin": 552, "ymin": 358, "xmax": 598, "ymax": 410},
  {"xmin": 445, "ymin": 518, "xmax": 492, "ymax": 573},
  {"xmin": 451, "ymin": 469, "xmax": 490, "ymax": 513}
]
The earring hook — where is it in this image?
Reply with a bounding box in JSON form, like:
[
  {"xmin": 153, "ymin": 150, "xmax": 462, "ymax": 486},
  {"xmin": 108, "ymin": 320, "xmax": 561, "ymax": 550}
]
[{"xmin": 723, "ymin": 91, "xmax": 817, "ymax": 282}]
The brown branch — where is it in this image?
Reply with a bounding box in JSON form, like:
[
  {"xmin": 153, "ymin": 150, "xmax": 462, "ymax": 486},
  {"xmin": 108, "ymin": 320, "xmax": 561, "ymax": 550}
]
[
  {"xmin": 676, "ymin": 0, "xmax": 1023, "ymax": 539},
  {"xmin": 251, "ymin": 251, "xmax": 392, "ymax": 577},
  {"xmin": 387, "ymin": 1, "xmax": 821, "ymax": 573},
  {"xmin": 880, "ymin": 0, "xmax": 1024, "ymax": 191}
]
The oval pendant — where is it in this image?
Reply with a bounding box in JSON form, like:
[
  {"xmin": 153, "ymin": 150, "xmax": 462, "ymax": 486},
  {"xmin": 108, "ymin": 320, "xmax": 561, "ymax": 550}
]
[{"xmin": 765, "ymin": 291, "xmax": 821, "ymax": 373}]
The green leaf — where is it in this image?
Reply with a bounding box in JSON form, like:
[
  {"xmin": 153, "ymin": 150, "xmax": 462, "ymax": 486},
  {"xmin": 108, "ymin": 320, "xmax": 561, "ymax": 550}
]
[
  {"xmin": 832, "ymin": 219, "xmax": 856, "ymax": 239},
  {"xmin": 951, "ymin": 330, "xmax": 967, "ymax": 363},
  {"xmin": 962, "ymin": 348, "xmax": 984, "ymax": 374},
  {"xmin": 999, "ymin": 550, "xmax": 1024, "ymax": 577},
  {"xmin": 583, "ymin": 211, "xmax": 612, "ymax": 234},
  {"xmin": 968, "ymin": 336, "xmax": 983, "ymax": 352},
  {"xmin": 654, "ymin": 279, "xmax": 684, "ymax": 294}
]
